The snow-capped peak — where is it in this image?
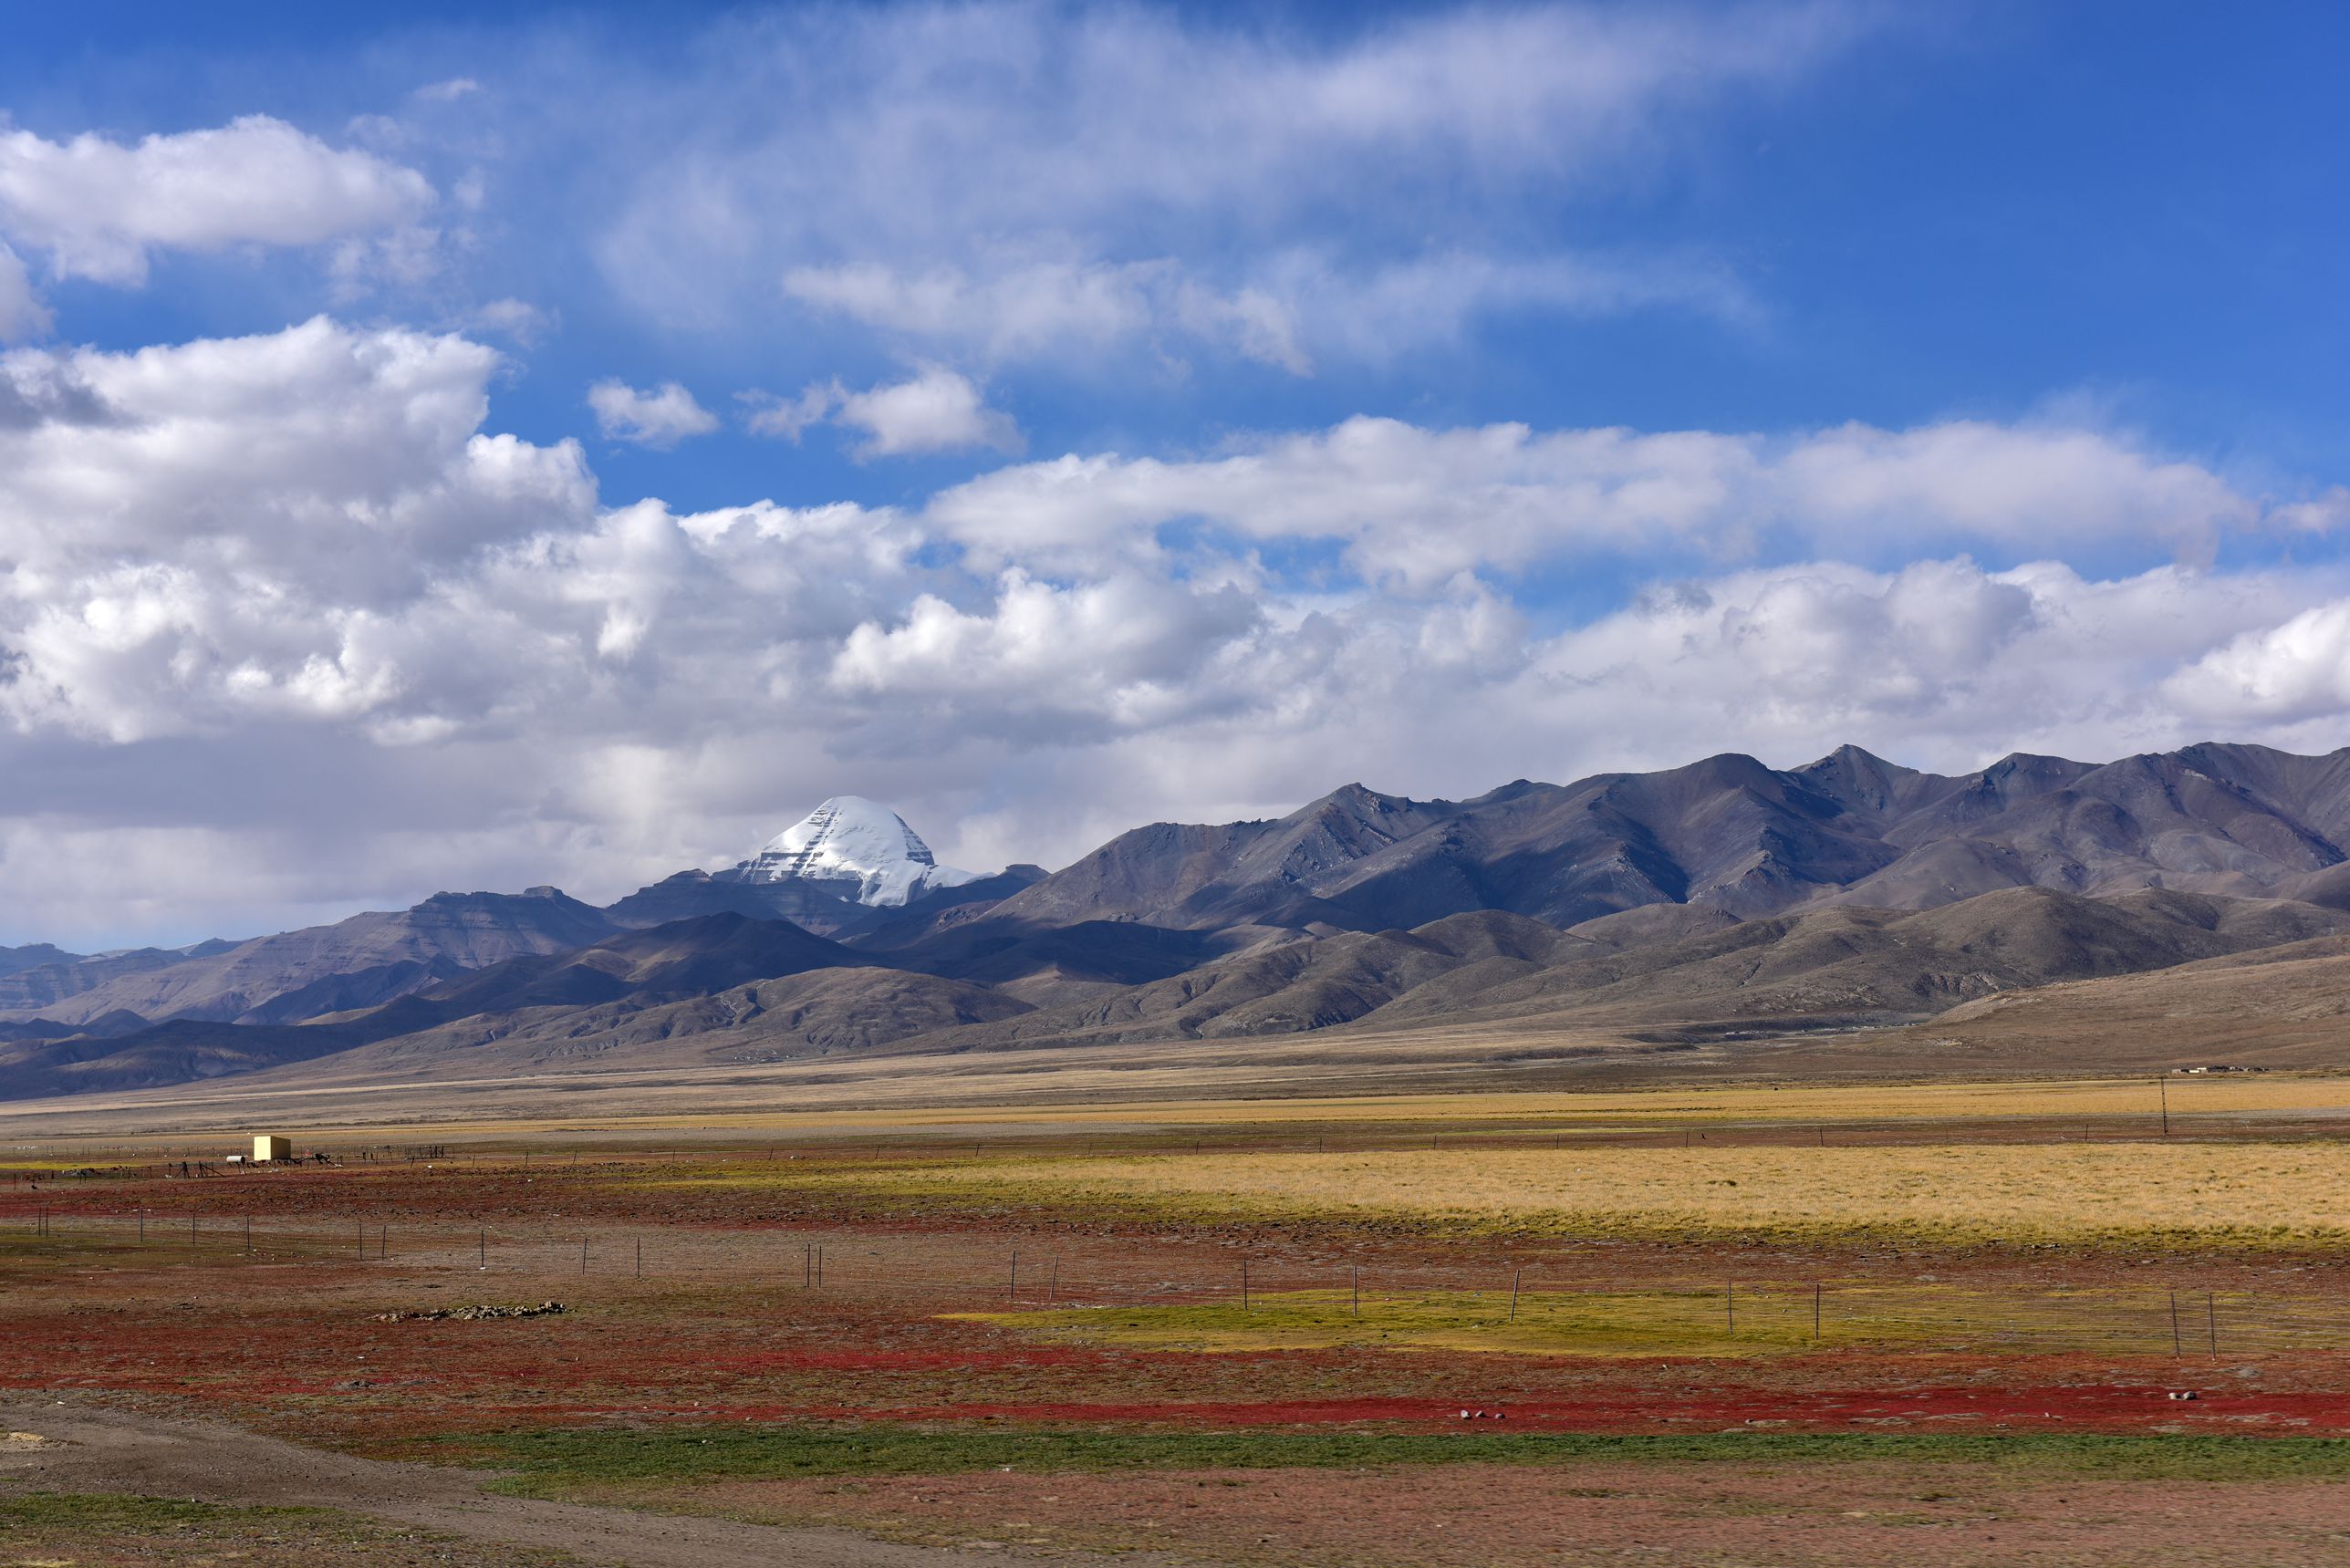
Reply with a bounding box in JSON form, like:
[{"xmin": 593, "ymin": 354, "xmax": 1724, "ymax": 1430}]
[{"xmin": 723, "ymin": 795, "xmax": 982, "ymax": 907}]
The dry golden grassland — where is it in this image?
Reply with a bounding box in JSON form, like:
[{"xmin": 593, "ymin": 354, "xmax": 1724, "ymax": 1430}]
[
  {"xmin": 755, "ymin": 1140, "xmax": 2350, "ymax": 1250},
  {"xmin": 17, "ymin": 1072, "xmax": 2338, "ymax": 1154}
]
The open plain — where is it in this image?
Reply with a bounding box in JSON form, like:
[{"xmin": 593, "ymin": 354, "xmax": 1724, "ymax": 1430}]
[{"xmin": 14, "ymin": 1073, "xmax": 2350, "ymax": 1564}]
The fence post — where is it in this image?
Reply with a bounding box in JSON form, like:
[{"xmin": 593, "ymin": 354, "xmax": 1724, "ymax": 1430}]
[
  {"xmin": 1814, "ymin": 1282, "xmax": 1822, "ymax": 1344},
  {"xmin": 478, "ymin": 1229, "xmax": 486, "ymax": 1269},
  {"xmin": 1726, "ymin": 1280, "xmax": 1735, "ymax": 1336},
  {"xmin": 2169, "ymin": 1291, "xmax": 2182, "ymax": 1356},
  {"xmin": 1242, "ymin": 1258, "xmax": 1251, "ymax": 1311},
  {"xmin": 1009, "ymin": 1250, "xmax": 1019, "ymax": 1305},
  {"xmin": 2208, "ymin": 1292, "xmax": 2218, "ymax": 1356},
  {"xmin": 1048, "ymin": 1255, "xmax": 1058, "ymax": 1303},
  {"xmin": 1508, "ymin": 1266, "xmax": 1523, "ymax": 1324},
  {"xmin": 1352, "ymin": 1265, "xmax": 1360, "ymax": 1318}
]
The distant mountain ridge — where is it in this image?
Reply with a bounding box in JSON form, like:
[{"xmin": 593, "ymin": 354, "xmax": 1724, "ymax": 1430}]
[
  {"xmin": 11, "ymin": 742, "xmax": 2350, "ymax": 1101},
  {"xmin": 994, "ymin": 742, "xmax": 2350, "ymax": 935}
]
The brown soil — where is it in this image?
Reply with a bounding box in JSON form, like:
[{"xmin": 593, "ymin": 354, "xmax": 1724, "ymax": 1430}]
[{"xmin": 682, "ymin": 1460, "xmax": 2350, "ymax": 1567}]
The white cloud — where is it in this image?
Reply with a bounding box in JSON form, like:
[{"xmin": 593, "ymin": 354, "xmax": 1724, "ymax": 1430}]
[
  {"xmin": 784, "ymin": 259, "xmax": 1313, "ymax": 372},
  {"xmin": 0, "ymin": 318, "xmax": 594, "ymax": 742},
  {"xmin": 2165, "ymin": 603, "xmax": 2350, "ymax": 725},
  {"xmin": 12, "ymin": 316, "xmax": 2350, "ymax": 946},
  {"xmin": 0, "ymin": 115, "xmax": 432, "ymax": 286},
  {"xmin": 743, "ymin": 367, "xmax": 1020, "ymax": 458},
  {"xmin": 463, "ymin": 297, "xmax": 556, "ymax": 346},
  {"xmin": 834, "ymin": 367, "xmax": 1020, "ymax": 459},
  {"xmin": 926, "ymin": 415, "xmax": 2316, "ymax": 587},
  {"xmin": 738, "ymin": 382, "xmax": 840, "ymax": 442},
  {"xmin": 780, "ymin": 249, "xmax": 1757, "ymax": 375},
  {"xmin": 0, "ymin": 243, "xmax": 48, "ymax": 341},
  {"xmin": 588, "ymin": 2, "xmax": 1883, "ymax": 360},
  {"xmin": 588, "ymin": 379, "xmax": 719, "ymax": 448},
  {"xmin": 830, "ymin": 569, "xmax": 1264, "ymax": 736}
]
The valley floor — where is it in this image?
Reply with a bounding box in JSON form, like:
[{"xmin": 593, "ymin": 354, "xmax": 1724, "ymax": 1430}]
[{"xmin": 10, "ymin": 1076, "xmax": 2350, "ymax": 1564}]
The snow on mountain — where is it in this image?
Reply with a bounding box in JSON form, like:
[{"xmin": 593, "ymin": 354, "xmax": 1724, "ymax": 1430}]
[{"xmin": 722, "ymin": 796, "xmax": 983, "ymax": 907}]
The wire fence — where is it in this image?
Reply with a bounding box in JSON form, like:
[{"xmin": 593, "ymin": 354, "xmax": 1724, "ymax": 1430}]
[
  {"xmin": 15, "ymin": 1105, "xmax": 2350, "ymax": 1178},
  {"xmin": 7, "ymin": 1206, "xmax": 2346, "ymax": 1359}
]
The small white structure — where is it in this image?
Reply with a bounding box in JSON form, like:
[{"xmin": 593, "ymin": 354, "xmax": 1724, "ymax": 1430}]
[{"xmin": 253, "ymin": 1135, "xmax": 292, "ymax": 1163}]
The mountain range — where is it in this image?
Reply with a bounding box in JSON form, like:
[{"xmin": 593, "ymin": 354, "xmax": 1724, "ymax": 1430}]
[{"xmin": 8, "ymin": 747, "xmax": 2350, "ymax": 1102}]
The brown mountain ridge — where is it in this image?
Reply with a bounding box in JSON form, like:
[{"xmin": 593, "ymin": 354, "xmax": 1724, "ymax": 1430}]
[{"xmin": 9, "ymin": 741, "xmax": 2350, "ymax": 1101}]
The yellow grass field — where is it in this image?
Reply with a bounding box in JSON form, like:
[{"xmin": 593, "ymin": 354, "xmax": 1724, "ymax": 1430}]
[
  {"xmin": 788, "ymin": 1141, "xmax": 2350, "ymax": 1248},
  {"xmin": 11, "ymin": 1072, "xmax": 2338, "ymax": 1154}
]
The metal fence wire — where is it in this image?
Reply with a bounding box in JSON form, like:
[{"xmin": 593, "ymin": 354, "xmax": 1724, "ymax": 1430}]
[{"xmin": 5, "ymin": 1209, "xmax": 2339, "ymax": 1359}]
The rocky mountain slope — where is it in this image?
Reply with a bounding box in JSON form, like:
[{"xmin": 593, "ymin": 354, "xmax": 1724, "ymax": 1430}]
[
  {"xmin": 988, "ymin": 743, "xmax": 2350, "ymax": 937},
  {"xmin": 11, "ymin": 742, "xmax": 2350, "ymax": 1101}
]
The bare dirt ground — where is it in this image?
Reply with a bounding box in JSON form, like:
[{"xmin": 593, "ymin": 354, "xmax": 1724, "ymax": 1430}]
[
  {"xmin": 680, "ymin": 1460, "xmax": 2350, "ymax": 1567},
  {"xmin": 0, "ymin": 1401, "xmax": 1142, "ymax": 1568}
]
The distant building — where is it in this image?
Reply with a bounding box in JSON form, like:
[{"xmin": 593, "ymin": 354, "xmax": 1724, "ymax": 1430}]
[{"xmin": 253, "ymin": 1135, "xmax": 292, "ymax": 1162}]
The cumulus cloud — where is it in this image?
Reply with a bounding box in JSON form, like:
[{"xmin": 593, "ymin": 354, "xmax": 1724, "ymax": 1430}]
[
  {"xmin": 836, "ymin": 367, "xmax": 1021, "ymax": 458},
  {"xmin": 744, "ymin": 367, "xmax": 1021, "ymax": 458},
  {"xmin": 0, "ymin": 115, "xmax": 432, "ymax": 286},
  {"xmin": 0, "ymin": 318, "xmax": 593, "ymax": 742},
  {"xmin": 927, "ymin": 415, "xmax": 2319, "ymax": 586},
  {"xmin": 831, "ymin": 569, "xmax": 1264, "ymax": 737},
  {"xmin": 13, "ymin": 316, "xmax": 2350, "ymax": 946},
  {"xmin": 588, "ymin": 379, "xmax": 720, "ymax": 448},
  {"xmin": 2165, "ymin": 604, "xmax": 2350, "ymax": 725}
]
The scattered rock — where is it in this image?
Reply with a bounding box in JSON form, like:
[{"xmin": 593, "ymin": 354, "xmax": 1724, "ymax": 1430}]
[{"xmin": 374, "ymin": 1301, "xmax": 565, "ymax": 1323}]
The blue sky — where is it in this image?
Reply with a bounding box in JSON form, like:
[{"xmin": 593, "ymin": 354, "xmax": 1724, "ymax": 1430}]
[{"xmin": 4, "ymin": 2, "xmax": 2350, "ymax": 946}]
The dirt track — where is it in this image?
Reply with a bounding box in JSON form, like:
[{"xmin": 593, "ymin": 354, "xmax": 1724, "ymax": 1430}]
[{"xmin": 0, "ymin": 1402, "xmax": 1142, "ymax": 1567}]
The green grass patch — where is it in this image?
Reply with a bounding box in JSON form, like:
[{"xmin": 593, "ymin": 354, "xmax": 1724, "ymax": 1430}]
[
  {"xmin": 954, "ymin": 1287, "xmax": 1940, "ymax": 1357},
  {"xmin": 0, "ymin": 1488, "xmax": 580, "ymax": 1564},
  {"xmin": 456, "ymin": 1424, "xmax": 2350, "ymax": 1491},
  {"xmin": 952, "ymin": 1284, "xmax": 2300, "ymax": 1358},
  {"xmin": 0, "ymin": 1490, "xmax": 322, "ymax": 1530}
]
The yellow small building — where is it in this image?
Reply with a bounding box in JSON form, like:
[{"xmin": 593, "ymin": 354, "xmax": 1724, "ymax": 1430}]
[{"xmin": 253, "ymin": 1135, "xmax": 292, "ymax": 1163}]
